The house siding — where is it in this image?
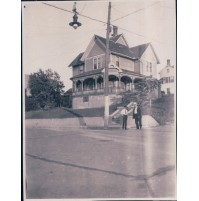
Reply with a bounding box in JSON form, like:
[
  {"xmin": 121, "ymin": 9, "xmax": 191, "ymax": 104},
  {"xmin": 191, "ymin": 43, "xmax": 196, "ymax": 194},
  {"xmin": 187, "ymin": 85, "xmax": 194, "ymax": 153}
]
[
  {"xmin": 73, "ymin": 65, "xmax": 84, "ymax": 76},
  {"xmin": 87, "ymin": 43, "xmax": 104, "ymax": 58},
  {"xmin": 141, "ymin": 46, "xmax": 158, "ymax": 78},
  {"xmin": 118, "ymin": 57, "xmax": 134, "ymax": 71},
  {"xmin": 73, "ymin": 94, "xmax": 105, "ymax": 109},
  {"xmin": 85, "ymin": 58, "xmax": 93, "ymax": 72},
  {"xmin": 134, "ymin": 61, "xmax": 140, "ymax": 73}
]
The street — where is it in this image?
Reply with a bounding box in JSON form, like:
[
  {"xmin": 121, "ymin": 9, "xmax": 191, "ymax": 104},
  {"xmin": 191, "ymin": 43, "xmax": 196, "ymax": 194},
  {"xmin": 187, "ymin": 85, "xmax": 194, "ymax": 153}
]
[{"xmin": 25, "ymin": 125, "xmax": 176, "ymax": 199}]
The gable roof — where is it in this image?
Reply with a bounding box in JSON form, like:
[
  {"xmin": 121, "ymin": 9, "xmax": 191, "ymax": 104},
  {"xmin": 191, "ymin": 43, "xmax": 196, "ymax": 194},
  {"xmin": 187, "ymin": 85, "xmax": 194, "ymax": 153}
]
[
  {"xmin": 95, "ymin": 35, "xmax": 134, "ymax": 59},
  {"xmin": 110, "ymin": 34, "xmax": 123, "ymax": 42},
  {"xmin": 130, "ymin": 43, "xmax": 150, "ymax": 58},
  {"xmin": 69, "ymin": 52, "xmax": 84, "ymax": 67},
  {"xmin": 110, "ymin": 34, "xmax": 129, "ymax": 46},
  {"xmin": 130, "ymin": 43, "xmax": 160, "ymax": 64},
  {"xmin": 69, "ymin": 34, "xmax": 160, "ymax": 67}
]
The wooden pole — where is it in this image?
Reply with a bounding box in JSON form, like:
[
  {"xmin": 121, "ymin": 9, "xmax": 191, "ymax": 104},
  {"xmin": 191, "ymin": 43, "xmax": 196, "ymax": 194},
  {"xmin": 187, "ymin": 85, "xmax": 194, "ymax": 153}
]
[{"xmin": 104, "ymin": 2, "xmax": 111, "ymax": 129}]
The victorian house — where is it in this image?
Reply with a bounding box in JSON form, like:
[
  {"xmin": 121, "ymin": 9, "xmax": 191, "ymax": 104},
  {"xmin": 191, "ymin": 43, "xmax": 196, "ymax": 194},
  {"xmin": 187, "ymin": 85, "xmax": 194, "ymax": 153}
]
[{"xmin": 69, "ymin": 30, "xmax": 160, "ymax": 109}]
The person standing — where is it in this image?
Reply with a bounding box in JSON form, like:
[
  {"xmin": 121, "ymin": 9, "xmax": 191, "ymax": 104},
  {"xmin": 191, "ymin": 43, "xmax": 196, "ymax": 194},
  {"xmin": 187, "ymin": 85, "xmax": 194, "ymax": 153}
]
[
  {"xmin": 132, "ymin": 102, "xmax": 142, "ymax": 129},
  {"xmin": 121, "ymin": 105, "xmax": 128, "ymax": 130}
]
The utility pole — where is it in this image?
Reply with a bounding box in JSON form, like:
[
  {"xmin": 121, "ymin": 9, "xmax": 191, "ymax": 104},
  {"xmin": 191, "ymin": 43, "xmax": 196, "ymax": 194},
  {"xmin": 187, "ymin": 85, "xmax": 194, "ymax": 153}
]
[{"xmin": 104, "ymin": 2, "xmax": 111, "ymax": 129}]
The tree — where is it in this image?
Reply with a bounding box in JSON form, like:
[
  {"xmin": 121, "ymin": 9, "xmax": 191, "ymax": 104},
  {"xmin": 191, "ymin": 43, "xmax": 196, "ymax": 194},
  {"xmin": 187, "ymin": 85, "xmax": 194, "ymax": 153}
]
[
  {"xmin": 28, "ymin": 69, "xmax": 65, "ymax": 109},
  {"xmin": 134, "ymin": 77, "xmax": 161, "ymax": 104}
]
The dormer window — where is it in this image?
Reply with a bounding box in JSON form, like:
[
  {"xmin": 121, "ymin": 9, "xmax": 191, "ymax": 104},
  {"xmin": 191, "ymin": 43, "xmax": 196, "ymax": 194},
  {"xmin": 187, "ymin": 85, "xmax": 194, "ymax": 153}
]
[{"xmin": 93, "ymin": 56, "xmax": 102, "ymax": 70}]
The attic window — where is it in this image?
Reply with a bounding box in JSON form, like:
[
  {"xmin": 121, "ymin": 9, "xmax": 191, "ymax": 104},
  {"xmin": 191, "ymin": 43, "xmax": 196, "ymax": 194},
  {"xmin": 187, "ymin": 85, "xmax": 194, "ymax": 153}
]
[{"xmin": 93, "ymin": 56, "xmax": 102, "ymax": 70}]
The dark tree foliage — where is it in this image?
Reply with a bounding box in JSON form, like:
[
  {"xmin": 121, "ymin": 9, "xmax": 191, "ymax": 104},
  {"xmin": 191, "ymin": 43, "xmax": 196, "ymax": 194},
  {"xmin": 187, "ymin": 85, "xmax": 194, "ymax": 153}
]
[
  {"xmin": 134, "ymin": 77, "xmax": 161, "ymax": 104},
  {"xmin": 28, "ymin": 69, "xmax": 65, "ymax": 110}
]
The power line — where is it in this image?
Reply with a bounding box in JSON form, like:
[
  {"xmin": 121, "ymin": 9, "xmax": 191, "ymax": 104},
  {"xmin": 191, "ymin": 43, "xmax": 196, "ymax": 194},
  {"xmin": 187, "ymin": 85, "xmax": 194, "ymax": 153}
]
[
  {"xmin": 42, "ymin": 2, "xmax": 106, "ymax": 24},
  {"xmin": 41, "ymin": 2, "xmax": 163, "ymax": 44},
  {"xmin": 111, "ymin": 1, "xmax": 160, "ymax": 22},
  {"xmin": 117, "ymin": 26, "xmax": 164, "ymax": 44}
]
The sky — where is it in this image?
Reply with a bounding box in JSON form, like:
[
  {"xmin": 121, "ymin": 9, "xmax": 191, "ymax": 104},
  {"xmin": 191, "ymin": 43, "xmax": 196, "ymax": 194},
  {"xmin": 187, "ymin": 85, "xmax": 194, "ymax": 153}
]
[{"xmin": 22, "ymin": 0, "xmax": 176, "ymax": 91}]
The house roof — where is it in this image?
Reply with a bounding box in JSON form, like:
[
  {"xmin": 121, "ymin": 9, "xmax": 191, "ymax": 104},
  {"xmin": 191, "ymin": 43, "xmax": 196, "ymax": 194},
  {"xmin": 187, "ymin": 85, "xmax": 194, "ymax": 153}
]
[
  {"xmin": 130, "ymin": 43, "xmax": 160, "ymax": 64},
  {"xmin": 69, "ymin": 34, "xmax": 160, "ymax": 67},
  {"xmin": 68, "ymin": 52, "xmax": 84, "ymax": 67},
  {"xmin": 130, "ymin": 43, "xmax": 150, "ymax": 58},
  {"xmin": 110, "ymin": 34, "xmax": 123, "ymax": 42},
  {"xmin": 71, "ymin": 68, "xmax": 103, "ymax": 80},
  {"xmin": 95, "ymin": 35, "xmax": 135, "ymax": 59}
]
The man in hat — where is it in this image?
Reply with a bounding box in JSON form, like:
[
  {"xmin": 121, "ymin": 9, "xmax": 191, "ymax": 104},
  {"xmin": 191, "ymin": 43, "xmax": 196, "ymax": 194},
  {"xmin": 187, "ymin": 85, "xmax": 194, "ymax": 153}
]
[{"xmin": 132, "ymin": 102, "xmax": 142, "ymax": 129}]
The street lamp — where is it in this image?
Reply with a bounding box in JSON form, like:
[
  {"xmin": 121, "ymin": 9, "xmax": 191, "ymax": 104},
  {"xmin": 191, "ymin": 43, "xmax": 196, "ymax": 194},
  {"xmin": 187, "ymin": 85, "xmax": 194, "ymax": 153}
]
[
  {"xmin": 69, "ymin": 13, "xmax": 82, "ymax": 29},
  {"xmin": 69, "ymin": 2, "xmax": 82, "ymax": 29}
]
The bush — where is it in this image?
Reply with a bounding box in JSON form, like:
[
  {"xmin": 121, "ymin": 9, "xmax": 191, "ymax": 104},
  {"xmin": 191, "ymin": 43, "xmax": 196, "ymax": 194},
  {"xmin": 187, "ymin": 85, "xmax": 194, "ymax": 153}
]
[{"xmin": 25, "ymin": 96, "xmax": 38, "ymax": 111}]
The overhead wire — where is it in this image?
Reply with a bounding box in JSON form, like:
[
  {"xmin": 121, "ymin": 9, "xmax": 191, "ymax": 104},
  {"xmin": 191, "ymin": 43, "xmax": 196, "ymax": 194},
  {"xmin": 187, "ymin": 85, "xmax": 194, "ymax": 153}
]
[
  {"xmin": 111, "ymin": 1, "xmax": 160, "ymax": 22},
  {"xmin": 42, "ymin": 2, "xmax": 106, "ymax": 24},
  {"xmin": 41, "ymin": 1, "xmax": 164, "ymax": 44}
]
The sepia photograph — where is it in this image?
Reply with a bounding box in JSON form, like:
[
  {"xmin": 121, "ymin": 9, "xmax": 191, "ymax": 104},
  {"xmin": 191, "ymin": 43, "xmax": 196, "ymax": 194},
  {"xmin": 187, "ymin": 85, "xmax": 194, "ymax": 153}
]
[{"xmin": 22, "ymin": 0, "xmax": 176, "ymax": 200}]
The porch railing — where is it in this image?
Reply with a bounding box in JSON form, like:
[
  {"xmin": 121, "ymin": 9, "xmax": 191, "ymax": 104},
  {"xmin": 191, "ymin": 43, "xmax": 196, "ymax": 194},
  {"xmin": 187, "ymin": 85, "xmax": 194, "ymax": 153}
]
[{"xmin": 72, "ymin": 87, "xmax": 134, "ymax": 96}]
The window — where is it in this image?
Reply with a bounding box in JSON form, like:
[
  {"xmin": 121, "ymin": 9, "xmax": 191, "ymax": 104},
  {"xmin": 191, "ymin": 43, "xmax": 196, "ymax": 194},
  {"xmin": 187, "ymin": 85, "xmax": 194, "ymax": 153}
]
[
  {"xmin": 170, "ymin": 76, "xmax": 174, "ymax": 82},
  {"xmin": 150, "ymin": 62, "xmax": 152, "ymax": 72},
  {"xmin": 146, "ymin": 62, "xmax": 149, "ymax": 72},
  {"xmin": 167, "ymin": 88, "xmax": 170, "ymax": 94},
  {"xmin": 83, "ymin": 96, "xmax": 89, "ymax": 102},
  {"xmin": 163, "ymin": 77, "xmax": 170, "ymax": 84},
  {"xmin": 165, "ymin": 77, "xmax": 169, "ymax": 83},
  {"xmin": 93, "ymin": 56, "xmax": 102, "ymax": 70},
  {"xmin": 93, "ymin": 58, "xmax": 97, "ymax": 69},
  {"xmin": 167, "ymin": 68, "xmax": 170, "ymax": 73},
  {"xmin": 98, "ymin": 57, "xmax": 101, "ymax": 68}
]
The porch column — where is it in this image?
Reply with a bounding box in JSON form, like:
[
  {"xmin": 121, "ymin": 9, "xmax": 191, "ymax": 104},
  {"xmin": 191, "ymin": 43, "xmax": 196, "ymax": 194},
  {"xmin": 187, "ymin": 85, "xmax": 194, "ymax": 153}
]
[
  {"xmin": 80, "ymin": 79, "xmax": 84, "ymax": 91},
  {"xmin": 94, "ymin": 76, "xmax": 98, "ymax": 89},
  {"xmin": 130, "ymin": 77, "xmax": 133, "ymax": 92},
  {"xmin": 118, "ymin": 75, "xmax": 121, "ymax": 88},
  {"xmin": 73, "ymin": 80, "xmax": 76, "ymax": 92},
  {"xmin": 131, "ymin": 77, "xmax": 135, "ymax": 92}
]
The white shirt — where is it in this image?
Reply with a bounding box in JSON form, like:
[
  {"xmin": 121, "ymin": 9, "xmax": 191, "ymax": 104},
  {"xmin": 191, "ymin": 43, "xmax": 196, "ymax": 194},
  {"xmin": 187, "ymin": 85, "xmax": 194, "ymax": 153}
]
[
  {"xmin": 134, "ymin": 106, "xmax": 138, "ymax": 114},
  {"xmin": 121, "ymin": 108, "xmax": 128, "ymax": 115}
]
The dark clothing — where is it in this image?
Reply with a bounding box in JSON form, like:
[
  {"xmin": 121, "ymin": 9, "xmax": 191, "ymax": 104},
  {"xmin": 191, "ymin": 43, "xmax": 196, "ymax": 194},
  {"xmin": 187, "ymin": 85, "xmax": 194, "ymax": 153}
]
[
  {"xmin": 133, "ymin": 106, "xmax": 142, "ymax": 129},
  {"xmin": 122, "ymin": 115, "xmax": 128, "ymax": 130}
]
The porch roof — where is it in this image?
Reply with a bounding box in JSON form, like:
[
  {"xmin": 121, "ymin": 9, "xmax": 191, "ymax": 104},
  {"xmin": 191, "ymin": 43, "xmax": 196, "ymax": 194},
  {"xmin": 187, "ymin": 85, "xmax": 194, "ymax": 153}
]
[
  {"xmin": 121, "ymin": 68, "xmax": 145, "ymax": 77},
  {"xmin": 70, "ymin": 68, "xmax": 103, "ymax": 80}
]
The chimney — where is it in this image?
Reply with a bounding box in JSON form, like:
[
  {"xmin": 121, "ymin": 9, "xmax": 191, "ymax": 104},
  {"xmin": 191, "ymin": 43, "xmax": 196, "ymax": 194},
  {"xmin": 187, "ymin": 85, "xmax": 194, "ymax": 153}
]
[
  {"xmin": 112, "ymin": 26, "xmax": 118, "ymax": 37},
  {"xmin": 167, "ymin": 59, "xmax": 171, "ymax": 66}
]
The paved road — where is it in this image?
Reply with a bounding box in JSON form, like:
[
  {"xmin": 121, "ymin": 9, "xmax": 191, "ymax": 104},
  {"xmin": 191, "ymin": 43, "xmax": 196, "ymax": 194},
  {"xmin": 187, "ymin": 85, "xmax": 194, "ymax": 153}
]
[{"xmin": 25, "ymin": 125, "xmax": 176, "ymax": 199}]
